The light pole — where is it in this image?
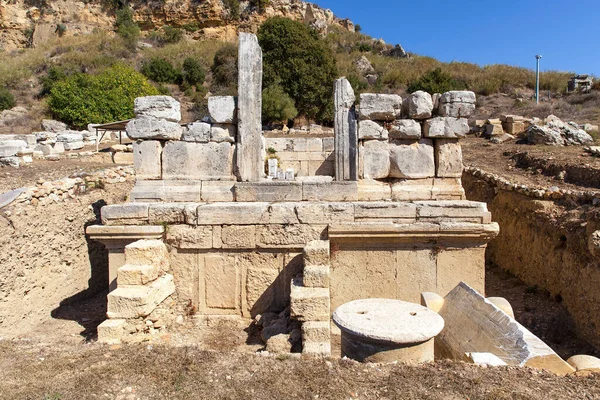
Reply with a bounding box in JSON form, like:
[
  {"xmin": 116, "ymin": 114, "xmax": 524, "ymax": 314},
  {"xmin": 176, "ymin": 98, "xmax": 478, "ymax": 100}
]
[{"xmin": 535, "ymin": 55, "xmax": 542, "ymax": 104}]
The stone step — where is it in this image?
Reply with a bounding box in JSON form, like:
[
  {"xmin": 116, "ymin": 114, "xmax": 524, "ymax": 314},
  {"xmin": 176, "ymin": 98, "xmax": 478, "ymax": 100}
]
[
  {"xmin": 302, "ymin": 320, "xmax": 331, "ymax": 343},
  {"xmin": 290, "ymin": 278, "xmax": 330, "ymax": 322},
  {"xmin": 303, "ymin": 341, "xmax": 331, "ymax": 356},
  {"xmin": 302, "ymin": 264, "xmax": 330, "ymax": 288},
  {"xmin": 107, "ymin": 274, "xmax": 175, "ymax": 319},
  {"xmin": 117, "ymin": 263, "xmax": 159, "ymax": 286},
  {"xmin": 303, "ymin": 240, "xmax": 330, "ymax": 266},
  {"xmin": 125, "ymin": 239, "xmax": 169, "ymax": 271}
]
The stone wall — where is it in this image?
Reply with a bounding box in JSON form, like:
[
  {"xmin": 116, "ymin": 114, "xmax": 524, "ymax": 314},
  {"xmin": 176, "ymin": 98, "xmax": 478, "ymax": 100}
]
[{"xmin": 265, "ymin": 133, "xmax": 334, "ymax": 177}]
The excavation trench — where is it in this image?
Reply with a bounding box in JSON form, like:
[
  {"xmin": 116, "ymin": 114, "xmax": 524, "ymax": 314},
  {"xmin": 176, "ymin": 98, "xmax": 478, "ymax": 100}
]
[{"xmin": 463, "ymin": 169, "xmax": 600, "ymax": 352}]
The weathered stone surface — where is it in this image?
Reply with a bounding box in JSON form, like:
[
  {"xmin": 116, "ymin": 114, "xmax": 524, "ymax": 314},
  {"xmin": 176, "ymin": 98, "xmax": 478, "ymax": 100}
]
[
  {"xmin": 201, "ymin": 181, "xmax": 235, "ymax": 202},
  {"xmin": 148, "ymin": 203, "xmax": 187, "ymax": 224},
  {"xmin": 420, "ymin": 292, "xmax": 445, "ymax": 313},
  {"xmin": 416, "ymin": 200, "xmax": 491, "ymax": 223},
  {"xmin": 354, "ymin": 202, "xmax": 417, "ymax": 222},
  {"xmin": 290, "ymin": 278, "xmax": 330, "ymax": 322},
  {"xmin": 526, "ymin": 125, "xmax": 565, "ymax": 145},
  {"xmin": 334, "ymin": 78, "xmax": 358, "ymax": 181},
  {"xmin": 440, "ymin": 91, "xmax": 476, "ymax": 104},
  {"xmin": 124, "ymin": 239, "xmax": 169, "ymax": 273},
  {"xmin": 322, "ymin": 137, "xmax": 334, "ymax": 152},
  {"xmin": 438, "ymin": 102, "xmax": 476, "ymax": 118},
  {"xmin": 296, "ymin": 203, "xmax": 354, "ymax": 224},
  {"xmin": 487, "ymin": 297, "xmax": 515, "ymax": 319},
  {"xmin": 391, "ymin": 179, "xmax": 434, "ymax": 201},
  {"xmin": 204, "ymin": 254, "xmax": 238, "ymax": 309},
  {"xmin": 423, "ymin": 117, "xmax": 469, "ymax": 139},
  {"xmin": 358, "ymin": 94, "xmax": 402, "ymax": 121},
  {"xmin": 56, "ymin": 131, "xmax": 83, "ymax": 142},
  {"xmin": 303, "ymin": 240, "xmax": 330, "ymax": 266},
  {"xmin": 389, "ymin": 139, "xmax": 435, "ymax": 179},
  {"xmin": 435, "ymin": 139, "xmax": 463, "ymax": 178},
  {"xmin": 134, "ymin": 96, "xmax": 181, "ymax": 122},
  {"xmin": 107, "ymin": 274, "xmax": 176, "ymax": 319},
  {"xmin": 117, "ymin": 263, "xmax": 159, "ymax": 285},
  {"xmin": 467, "ymin": 352, "xmax": 508, "ymax": 367},
  {"xmin": 162, "ymin": 141, "xmax": 233, "ymax": 180},
  {"xmin": 41, "ymin": 119, "xmax": 67, "ymax": 132},
  {"xmin": 1, "ymin": 134, "xmax": 36, "ymax": 146},
  {"xmin": 211, "ymin": 123, "xmax": 236, "ymax": 143},
  {"xmin": 221, "ymin": 225, "xmax": 256, "ymax": 248},
  {"xmin": 166, "ymin": 225, "xmax": 213, "ymax": 249},
  {"xmin": 97, "ymin": 319, "xmax": 126, "ymax": 345},
  {"xmin": 196, "ymin": 203, "xmax": 298, "ymax": 225},
  {"xmin": 302, "ymin": 320, "xmax": 331, "ymax": 343},
  {"xmin": 437, "ymin": 282, "xmax": 575, "ymax": 375},
  {"xmin": 389, "ymin": 119, "xmax": 422, "ymax": 139},
  {"xmin": 0, "ymin": 140, "xmax": 27, "ymax": 157},
  {"xmin": 182, "ymin": 122, "xmax": 210, "ymax": 143},
  {"xmin": 303, "ymin": 264, "xmax": 330, "ymax": 288},
  {"xmin": 256, "ymin": 224, "xmax": 325, "ymax": 247},
  {"xmin": 234, "ymin": 182, "xmax": 302, "ymax": 202},
  {"xmin": 101, "ymin": 204, "xmax": 149, "ymax": 223},
  {"xmin": 244, "ymin": 253, "xmax": 283, "ymax": 316},
  {"xmin": 567, "ymin": 355, "xmax": 600, "ymax": 374},
  {"xmin": 404, "ymin": 91, "xmax": 433, "ymax": 120},
  {"xmin": 0, "ymin": 156, "xmax": 19, "ymax": 167},
  {"xmin": 133, "ymin": 140, "xmax": 162, "ymax": 180},
  {"xmin": 357, "ymin": 180, "xmax": 391, "ymax": 201},
  {"xmin": 302, "ymin": 182, "xmax": 358, "ymax": 202},
  {"xmin": 126, "ymin": 116, "xmax": 183, "ymax": 141},
  {"xmin": 362, "ymin": 140, "xmax": 390, "ymax": 179},
  {"xmin": 358, "ymin": 120, "xmax": 388, "ymax": 140},
  {"xmin": 208, "ymin": 96, "xmax": 237, "ymax": 124},
  {"xmin": 237, "ymin": 33, "xmax": 263, "ymax": 182},
  {"xmin": 64, "ymin": 141, "xmax": 85, "ymax": 150}
]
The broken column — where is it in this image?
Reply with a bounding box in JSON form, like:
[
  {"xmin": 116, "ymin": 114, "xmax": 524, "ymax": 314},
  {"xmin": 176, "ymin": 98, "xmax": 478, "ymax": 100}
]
[
  {"xmin": 237, "ymin": 32, "xmax": 264, "ymax": 182},
  {"xmin": 334, "ymin": 78, "xmax": 358, "ymax": 181}
]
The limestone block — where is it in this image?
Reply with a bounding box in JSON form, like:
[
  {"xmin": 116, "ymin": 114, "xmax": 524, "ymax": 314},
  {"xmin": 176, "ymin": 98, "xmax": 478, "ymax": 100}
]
[
  {"xmin": 354, "ymin": 202, "xmax": 417, "ymax": 223},
  {"xmin": 134, "ymin": 96, "xmax": 181, "ymax": 122},
  {"xmin": 124, "ymin": 239, "xmax": 169, "ymax": 272},
  {"xmin": 358, "ymin": 93, "xmax": 402, "ymax": 121},
  {"xmin": 201, "ymin": 181, "xmax": 235, "ymax": 202},
  {"xmin": 439, "ymin": 91, "xmax": 476, "ymax": 104},
  {"xmin": 101, "ymin": 204, "xmax": 149, "ymax": 223},
  {"xmin": 484, "ymin": 124, "xmax": 504, "ymax": 137},
  {"xmin": 404, "ymin": 91, "xmax": 433, "ymax": 120},
  {"xmin": 389, "ymin": 139, "xmax": 435, "ymax": 179},
  {"xmin": 244, "ymin": 254, "xmax": 283, "ymax": 316},
  {"xmin": 357, "ymin": 180, "xmax": 392, "ymax": 201},
  {"xmin": 302, "ymin": 182, "xmax": 358, "ymax": 202},
  {"xmin": 290, "ymin": 278, "xmax": 330, "ymax": 322},
  {"xmin": 160, "ymin": 182, "xmax": 202, "ymax": 202},
  {"xmin": 302, "ymin": 320, "xmax": 331, "ymax": 343},
  {"xmin": 437, "ymin": 282, "xmax": 575, "ymax": 375},
  {"xmin": 567, "ymin": 355, "xmax": 600, "ymax": 374},
  {"xmin": 334, "ymin": 78, "xmax": 358, "ymax": 181},
  {"xmin": 303, "ymin": 341, "xmax": 332, "ymax": 356},
  {"xmin": 204, "ymin": 255, "xmax": 238, "ymax": 309},
  {"xmin": 64, "ymin": 141, "xmax": 85, "ymax": 150},
  {"xmin": 234, "ymin": 182, "xmax": 302, "ymax": 202},
  {"xmin": 362, "ymin": 140, "xmax": 390, "ymax": 179},
  {"xmin": 358, "ymin": 120, "xmax": 388, "ymax": 140},
  {"xmin": 148, "ymin": 203, "xmax": 187, "ymax": 224},
  {"xmin": 166, "ymin": 225, "xmax": 213, "ymax": 249},
  {"xmin": 307, "ymin": 138, "xmax": 323, "ymax": 152},
  {"xmin": 211, "ymin": 123, "xmax": 236, "ymax": 143},
  {"xmin": 487, "ymin": 297, "xmax": 515, "ymax": 319},
  {"xmin": 208, "ymin": 96, "xmax": 237, "ymax": 124},
  {"xmin": 435, "ymin": 139, "xmax": 463, "ymax": 178},
  {"xmin": 126, "ymin": 116, "xmax": 183, "ymax": 141},
  {"xmin": 97, "ymin": 319, "xmax": 126, "ymax": 344},
  {"xmin": 322, "ymin": 137, "xmax": 334, "ymax": 152},
  {"xmin": 182, "ymin": 122, "xmax": 210, "ymax": 143},
  {"xmin": 256, "ymin": 224, "xmax": 326, "ymax": 248},
  {"xmin": 41, "ymin": 119, "xmax": 67, "ymax": 132},
  {"xmin": 438, "ymin": 102, "xmax": 476, "ymax": 118},
  {"xmin": 391, "ymin": 179, "xmax": 434, "ymax": 201},
  {"xmin": 0, "ymin": 140, "xmax": 27, "ymax": 157},
  {"xmin": 53, "ymin": 142, "xmax": 65, "ymax": 154},
  {"xmin": 56, "ymin": 131, "xmax": 84, "ymax": 142},
  {"xmin": 389, "ymin": 119, "xmax": 422, "ymax": 139},
  {"xmin": 423, "ymin": 117, "xmax": 469, "ymax": 139},
  {"xmin": 303, "ymin": 264, "xmax": 330, "ymax": 288},
  {"xmin": 162, "ymin": 141, "xmax": 233, "ymax": 180},
  {"xmin": 416, "ymin": 200, "xmax": 491, "ymax": 224},
  {"xmin": 221, "ymin": 225, "xmax": 256, "ymax": 248},
  {"xmin": 237, "ymin": 33, "xmax": 263, "ymax": 182},
  {"xmin": 1, "ymin": 134, "xmax": 36, "ymax": 146},
  {"xmin": 196, "ymin": 203, "xmax": 298, "ymax": 225},
  {"xmin": 133, "ymin": 140, "xmax": 162, "ymax": 180},
  {"xmin": 107, "ymin": 274, "xmax": 176, "ymax": 319},
  {"xmin": 431, "ymin": 177, "xmax": 466, "ymax": 200},
  {"xmin": 466, "ymin": 352, "xmax": 508, "ymax": 367},
  {"xmin": 303, "ymin": 240, "xmax": 330, "ymax": 266},
  {"xmin": 296, "ymin": 203, "xmax": 354, "ymax": 224},
  {"xmin": 420, "ymin": 292, "xmax": 444, "ymax": 313},
  {"xmin": 117, "ymin": 263, "xmax": 159, "ymax": 285}
]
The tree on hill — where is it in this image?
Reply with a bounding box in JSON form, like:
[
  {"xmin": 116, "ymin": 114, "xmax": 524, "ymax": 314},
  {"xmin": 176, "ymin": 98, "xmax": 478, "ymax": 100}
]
[
  {"xmin": 48, "ymin": 64, "xmax": 158, "ymax": 128},
  {"xmin": 258, "ymin": 17, "xmax": 338, "ymax": 123}
]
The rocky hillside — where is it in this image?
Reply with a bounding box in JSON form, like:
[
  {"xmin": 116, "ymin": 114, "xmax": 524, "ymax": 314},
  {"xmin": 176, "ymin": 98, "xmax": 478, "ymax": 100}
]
[{"xmin": 0, "ymin": 0, "xmax": 355, "ymax": 50}]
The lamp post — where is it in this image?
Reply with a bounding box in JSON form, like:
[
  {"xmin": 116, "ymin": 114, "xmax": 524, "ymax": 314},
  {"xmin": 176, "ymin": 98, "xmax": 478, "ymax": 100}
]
[{"xmin": 535, "ymin": 55, "xmax": 542, "ymax": 104}]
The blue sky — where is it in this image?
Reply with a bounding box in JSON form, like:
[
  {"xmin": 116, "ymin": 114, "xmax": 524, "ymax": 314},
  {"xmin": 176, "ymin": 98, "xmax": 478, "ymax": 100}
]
[{"xmin": 314, "ymin": 0, "xmax": 600, "ymax": 76}]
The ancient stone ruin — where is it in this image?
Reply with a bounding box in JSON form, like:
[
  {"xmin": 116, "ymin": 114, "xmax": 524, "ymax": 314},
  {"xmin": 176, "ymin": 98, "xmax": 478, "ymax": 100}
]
[{"xmin": 86, "ymin": 32, "xmax": 600, "ymax": 370}]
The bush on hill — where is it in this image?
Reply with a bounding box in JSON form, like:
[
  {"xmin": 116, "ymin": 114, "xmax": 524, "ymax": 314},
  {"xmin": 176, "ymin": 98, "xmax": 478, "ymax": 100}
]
[
  {"xmin": 0, "ymin": 87, "xmax": 15, "ymax": 111},
  {"xmin": 211, "ymin": 44, "xmax": 238, "ymax": 95},
  {"xmin": 258, "ymin": 17, "xmax": 338, "ymax": 123},
  {"xmin": 48, "ymin": 64, "xmax": 158, "ymax": 128},
  {"xmin": 115, "ymin": 7, "xmax": 140, "ymax": 50},
  {"xmin": 140, "ymin": 57, "xmax": 182, "ymax": 84},
  {"xmin": 182, "ymin": 57, "xmax": 206, "ymax": 89},
  {"xmin": 407, "ymin": 68, "xmax": 466, "ymax": 94}
]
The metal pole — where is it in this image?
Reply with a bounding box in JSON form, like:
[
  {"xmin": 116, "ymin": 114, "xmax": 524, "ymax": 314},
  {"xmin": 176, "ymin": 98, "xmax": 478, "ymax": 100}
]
[{"xmin": 535, "ymin": 55, "xmax": 542, "ymax": 104}]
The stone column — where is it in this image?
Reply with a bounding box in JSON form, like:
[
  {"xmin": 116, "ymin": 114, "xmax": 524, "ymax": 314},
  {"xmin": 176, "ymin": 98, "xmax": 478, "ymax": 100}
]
[
  {"xmin": 334, "ymin": 78, "xmax": 358, "ymax": 181},
  {"xmin": 237, "ymin": 33, "xmax": 264, "ymax": 182}
]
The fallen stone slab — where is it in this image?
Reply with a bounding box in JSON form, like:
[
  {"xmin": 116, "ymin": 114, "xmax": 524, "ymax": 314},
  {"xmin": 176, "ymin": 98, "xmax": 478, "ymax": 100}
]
[
  {"xmin": 64, "ymin": 141, "xmax": 84, "ymax": 150},
  {"xmin": 0, "ymin": 140, "xmax": 27, "ymax": 157},
  {"xmin": 134, "ymin": 96, "xmax": 181, "ymax": 122},
  {"xmin": 0, "ymin": 156, "xmax": 20, "ymax": 167},
  {"xmin": 56, "ymin": 131, "xmax": 84, "ymax": 143},
  {"xmin": 41, "ymin": 119, "xmax": 67, "ymax": 132}
]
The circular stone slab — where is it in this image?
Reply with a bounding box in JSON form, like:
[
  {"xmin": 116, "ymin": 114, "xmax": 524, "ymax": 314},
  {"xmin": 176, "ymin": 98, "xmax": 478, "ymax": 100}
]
[{"xmin": 333, "ymin": 298, "xmax": 444, "ymax": 344}]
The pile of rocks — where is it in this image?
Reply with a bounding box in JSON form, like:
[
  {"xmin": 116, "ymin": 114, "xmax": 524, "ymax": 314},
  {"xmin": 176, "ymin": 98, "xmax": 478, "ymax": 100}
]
[
  {"xmin": 526, "ymin": 115, "xmax": 594, "ymax": 146},
  {"xmin": 355, "ymin": 89, "xmax": 473, "ymax": 180},
  {"xmin": 255, "ymin": 307, "xmax": 301, "ymax": 354},
  {"xmin": 12, "ymin": 166, "xmax": 134, "ymax": 207}
]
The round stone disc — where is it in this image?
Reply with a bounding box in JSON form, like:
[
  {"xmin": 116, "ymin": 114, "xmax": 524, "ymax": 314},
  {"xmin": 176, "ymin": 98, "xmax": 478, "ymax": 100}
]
[{"xmin": 333, "ymin": 298, "xmax": 445, "ymax": 344}]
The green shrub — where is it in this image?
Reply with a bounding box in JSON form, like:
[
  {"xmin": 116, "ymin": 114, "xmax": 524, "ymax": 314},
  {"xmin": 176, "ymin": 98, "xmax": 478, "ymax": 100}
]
[
  {"xmin": 48, "ymin": 63, "xmax": 158, "ymax": 128},
  {"xmin": 355, "ymin": 24, "xmax": 362, "ymax": 33},
  {"xmin": 223, "ymin": 0, "xmax": 240, "ymax": 20},
  {"xmin": 39, "ymin": 66, "xmax": 71, "ymax": 97},
  {"xmin": 407, "ymin": 67, "xmax": 466, "ymax": 94},
  {"xmin": 182, "ymin": 57, "xmax": 205, "ymax": 88},
  {"xmin": 262, "ymin": 83, "xmax": 298, "ymax": 123},
  {"xmin": 140, "ymin": 57, "xmax": 182, "ymax": 84},
  {"xmin": 56, "ymin": 23, "xmax": 67, "ymax": 37},
  {"xmin": 162, "ymin": 26, "xmax": 183, "ymax": 44},
  {"xmin": 211, "ymin": 44, "xmax": 238, "ymax": 94},
  {"xmin": 251, "ymin": 0, "xmax": 270, "ymax": 12},
  {"xmin": 258, "ymin": 17, "xmax": 338, "ymax": 122},
  {"xmin": 115, "ymin": 7, "xmax": 140, "ymax": 49},
  {"xmin": 182, "ymin": 22, "xmax": 199, "ymax": 32},
  {"xmin": 0, "ymin": 87, "xmax": 15, "ymax": 111}
]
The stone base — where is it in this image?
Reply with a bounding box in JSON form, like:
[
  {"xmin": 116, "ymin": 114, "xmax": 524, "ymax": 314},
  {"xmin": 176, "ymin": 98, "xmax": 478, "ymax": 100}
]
[{"xmin": 340, "ymin": 334, "xmax": 434, "ymax": 364}]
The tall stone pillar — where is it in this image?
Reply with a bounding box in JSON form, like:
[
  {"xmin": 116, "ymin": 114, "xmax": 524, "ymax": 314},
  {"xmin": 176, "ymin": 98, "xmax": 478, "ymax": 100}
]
[
  {"xmin": 237, "ymin": 32, "xmax": 264, "ymax": 182},
  {"xmin": 334, "ymin": 78, "xmax": 358, "ymax": 181}
]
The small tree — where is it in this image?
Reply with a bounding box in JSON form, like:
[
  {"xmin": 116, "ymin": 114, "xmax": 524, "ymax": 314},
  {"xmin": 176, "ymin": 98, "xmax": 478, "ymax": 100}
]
[
  {"xmin": 262, "ymin": 83, "xmax": 298, "ymax": 123},
  {"xmin": 0, "ymin": 87, "xmax": 15, "ymax": 111},
  {"xmin": 140, "ymin": 58, "xmax": 182, "ymax": 84},
  {"xmin": 223, "ymin": 0, "xmax": 240, "ymax": 20},
  {"xmin": 162, "ymin": 25, "xmax": 183, "ymax": 44},
  {"xmin": 182, "ymin": 58, "xmax": 206, "ymax": 88},
  {"xmin": 115, "ymin": 7, "xmax": 140, "ymax": 50}
]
